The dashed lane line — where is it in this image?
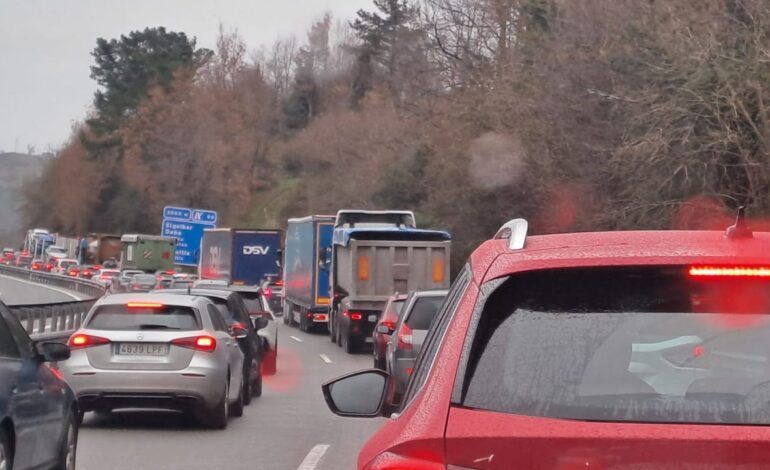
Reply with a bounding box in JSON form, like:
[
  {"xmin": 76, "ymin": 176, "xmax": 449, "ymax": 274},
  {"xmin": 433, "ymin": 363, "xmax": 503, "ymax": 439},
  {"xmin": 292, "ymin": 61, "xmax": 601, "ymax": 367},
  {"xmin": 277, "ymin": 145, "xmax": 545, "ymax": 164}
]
[
  {"xmin": 297, "ymin": 444, "xmax": 330, "ymax": 470},
  {"xmin": 319, "ymin": 354, "xmax": 333, "ymax": 364},
  {"xmin": 290, "ymin": 335, "xmax": 304, "ymax": 343}
]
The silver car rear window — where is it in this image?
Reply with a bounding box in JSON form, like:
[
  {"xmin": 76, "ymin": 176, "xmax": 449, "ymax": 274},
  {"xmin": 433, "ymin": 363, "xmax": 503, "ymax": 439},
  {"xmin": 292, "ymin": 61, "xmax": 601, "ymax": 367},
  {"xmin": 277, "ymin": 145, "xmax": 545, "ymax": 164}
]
[
  {"xmin": 88, "ymin": 305, "xmax": 200, "ymax": 331},
  {"xmin": 405, "ymin": 296, "xmax": 446, "ymax": 330}
]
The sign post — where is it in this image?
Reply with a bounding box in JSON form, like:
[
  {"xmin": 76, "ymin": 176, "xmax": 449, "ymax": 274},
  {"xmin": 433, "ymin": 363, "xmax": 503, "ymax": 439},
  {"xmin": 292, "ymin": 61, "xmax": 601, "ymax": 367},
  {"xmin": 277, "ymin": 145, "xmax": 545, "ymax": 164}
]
[{"xmin": 161, "ymin": 206, "xmax": 217, "ymax": 266}]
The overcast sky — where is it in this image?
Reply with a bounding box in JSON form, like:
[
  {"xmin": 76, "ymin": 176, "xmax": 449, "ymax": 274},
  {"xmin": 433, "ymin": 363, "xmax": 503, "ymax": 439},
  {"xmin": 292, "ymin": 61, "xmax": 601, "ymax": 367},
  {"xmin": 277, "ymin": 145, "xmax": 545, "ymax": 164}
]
[{"xmin": 0, "ymin": 0, "xmax": 369, "ymax": 153}]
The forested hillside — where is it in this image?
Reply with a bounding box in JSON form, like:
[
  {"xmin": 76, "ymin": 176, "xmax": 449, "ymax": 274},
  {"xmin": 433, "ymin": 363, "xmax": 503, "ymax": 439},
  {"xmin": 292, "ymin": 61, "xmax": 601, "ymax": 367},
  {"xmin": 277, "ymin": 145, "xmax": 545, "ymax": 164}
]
[{"xmin": 24, "ymin": 0, "xmax": 770, "ymax": 269}]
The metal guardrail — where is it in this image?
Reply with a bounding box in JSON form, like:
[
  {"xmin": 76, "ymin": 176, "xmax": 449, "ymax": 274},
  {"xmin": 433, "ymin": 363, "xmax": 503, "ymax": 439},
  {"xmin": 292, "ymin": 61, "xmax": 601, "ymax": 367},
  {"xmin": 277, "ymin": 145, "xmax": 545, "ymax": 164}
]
[{"xmin": 0, "ymin": 264, "xmax": 106, "ymax": 341}]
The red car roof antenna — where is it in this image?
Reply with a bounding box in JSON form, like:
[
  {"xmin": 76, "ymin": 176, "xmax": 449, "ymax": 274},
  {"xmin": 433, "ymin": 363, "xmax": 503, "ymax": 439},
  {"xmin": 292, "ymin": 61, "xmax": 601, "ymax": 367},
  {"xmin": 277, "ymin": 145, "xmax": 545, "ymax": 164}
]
[{"xmin": 726, "ymin": 206, "xmax": 753, "ymax": 240}]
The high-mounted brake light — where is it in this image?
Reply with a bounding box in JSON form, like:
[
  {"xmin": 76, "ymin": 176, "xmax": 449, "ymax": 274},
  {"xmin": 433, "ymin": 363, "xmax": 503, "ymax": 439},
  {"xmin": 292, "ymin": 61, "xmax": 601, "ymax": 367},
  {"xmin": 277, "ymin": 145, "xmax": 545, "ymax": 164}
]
[
  {"xmin": 127, "ymin": 302, "xmax": 165, "ymax": 309},
  {"xmin": 688, "ymin": 266, "xmax": 770, "ymax": 278},
  {"xmin": 69, "ymin": 333, "xmax": 110, "ymax": 349}
]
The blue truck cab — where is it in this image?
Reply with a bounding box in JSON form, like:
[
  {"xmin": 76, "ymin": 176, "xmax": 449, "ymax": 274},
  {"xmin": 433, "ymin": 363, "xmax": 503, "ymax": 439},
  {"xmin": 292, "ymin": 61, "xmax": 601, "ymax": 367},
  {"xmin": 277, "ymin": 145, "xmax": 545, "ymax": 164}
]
[{"xmin": 283, "ymin": 216, "xmax": 335, "ymax": 331}]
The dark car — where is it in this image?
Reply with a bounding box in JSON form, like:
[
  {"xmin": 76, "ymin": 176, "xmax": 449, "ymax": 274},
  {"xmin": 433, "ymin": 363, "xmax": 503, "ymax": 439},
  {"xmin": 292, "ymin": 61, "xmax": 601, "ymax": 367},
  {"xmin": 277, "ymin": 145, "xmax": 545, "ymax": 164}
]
[
  {"xmin": 385, "ymin": 289, "xmax": 447, "ymax": 400},
  {"xmin": 79, "ymin": 265, "xmax": 96, "ymax": 279},
  {"xmin": 201, "ymin": 285, "xmax": 279, "ymax": 375},
  {"xmin": 152, "ymin": 288, "xmax": 263, "ymax": 402},
  {"xmin": 372, "ymin": 293, "xmax": 408, "ymax": 370},
  {"xmin": 128, "ymin": 274, "xmax": 157, "ymax": 292},
  {"xmin": 0, "ymin": 301, "xmax": 78, "ymax": 470}
]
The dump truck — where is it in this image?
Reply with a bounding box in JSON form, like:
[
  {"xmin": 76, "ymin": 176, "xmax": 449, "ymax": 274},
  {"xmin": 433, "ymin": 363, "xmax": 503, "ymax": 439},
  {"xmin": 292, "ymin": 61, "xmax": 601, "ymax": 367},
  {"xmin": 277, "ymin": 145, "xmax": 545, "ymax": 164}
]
[
  {"xmin": 120, "ymin": 234, "xmax": 176, "ymax": 272},
  {"xmin": 326, "ymin": 210, "xmax": 452, "ymax": 353},
  {"xmin": 283, "ymin": 215, "xmax": 335, "ymax": 331},
  {"xmin": 199, "ymin": 228, "xmax": 282, "ymax": 286},
  {"xmin": 83, "ymin": 233, "xmax": 122, "ymax": 265}
]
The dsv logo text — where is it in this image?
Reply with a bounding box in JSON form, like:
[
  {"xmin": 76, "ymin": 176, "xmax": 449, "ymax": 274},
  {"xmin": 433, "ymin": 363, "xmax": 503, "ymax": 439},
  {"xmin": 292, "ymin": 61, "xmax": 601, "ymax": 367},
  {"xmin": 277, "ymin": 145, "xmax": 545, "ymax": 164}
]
[{"xmin": 243, "ymin": 246, "xmax": 271, "ymax": 255}]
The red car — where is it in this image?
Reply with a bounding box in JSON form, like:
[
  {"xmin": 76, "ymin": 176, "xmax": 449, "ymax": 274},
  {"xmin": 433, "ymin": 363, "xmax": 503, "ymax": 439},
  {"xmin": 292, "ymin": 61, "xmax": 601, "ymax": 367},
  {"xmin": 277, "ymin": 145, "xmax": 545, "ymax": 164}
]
[
  {"xmin": 324, "ymin": 215, "xmax": 770, "ymax": 469},
  {"xmin": 372, "ymin": 293, "xmax": 408, "ymax": 370}
]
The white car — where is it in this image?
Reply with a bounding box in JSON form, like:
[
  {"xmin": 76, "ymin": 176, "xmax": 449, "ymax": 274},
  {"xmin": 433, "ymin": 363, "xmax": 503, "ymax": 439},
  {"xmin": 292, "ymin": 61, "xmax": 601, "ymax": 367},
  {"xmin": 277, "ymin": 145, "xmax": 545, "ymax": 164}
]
[
  {"xmin": 60, "ymin": 293, "xmax": 251, "ymax": 428},
  {"xmin": 53, "ymin": 258, "xmax": 79, "ymax": 274}
]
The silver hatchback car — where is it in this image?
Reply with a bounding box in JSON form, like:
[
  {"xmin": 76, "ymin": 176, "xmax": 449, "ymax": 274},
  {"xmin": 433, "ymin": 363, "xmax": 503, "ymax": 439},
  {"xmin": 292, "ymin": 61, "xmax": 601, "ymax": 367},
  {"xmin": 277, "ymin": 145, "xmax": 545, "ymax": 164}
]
[{"xmin": 60, "ymin": 293, "xmax": 248, "ymax": 429}]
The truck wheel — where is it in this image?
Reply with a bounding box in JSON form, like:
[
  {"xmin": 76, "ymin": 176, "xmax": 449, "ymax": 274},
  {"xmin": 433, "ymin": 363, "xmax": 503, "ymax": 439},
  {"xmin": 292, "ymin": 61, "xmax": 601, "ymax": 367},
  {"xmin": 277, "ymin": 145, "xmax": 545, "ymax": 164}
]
[
  {"xmin": 343, "ymin": 332, "xmax": 359, "ymax": 354},
  {"xmin": 283, "ymin": 303, "xmax": 291, "ymax": 325},
  {"xmin": 329, "ymin": 312, "xmax": 336, "ymax": 343}
]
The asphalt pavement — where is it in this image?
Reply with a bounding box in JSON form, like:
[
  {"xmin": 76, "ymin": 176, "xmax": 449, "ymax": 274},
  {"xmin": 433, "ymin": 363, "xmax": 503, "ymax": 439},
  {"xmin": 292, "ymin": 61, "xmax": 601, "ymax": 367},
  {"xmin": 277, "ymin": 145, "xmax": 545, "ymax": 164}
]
[
  {"xmin": 76, "ymin": 322, "xmax": 385, "ymax": 470},
  {"xmin": 0, "ymin": 273, "xmax": 86, "ymax": 305}
]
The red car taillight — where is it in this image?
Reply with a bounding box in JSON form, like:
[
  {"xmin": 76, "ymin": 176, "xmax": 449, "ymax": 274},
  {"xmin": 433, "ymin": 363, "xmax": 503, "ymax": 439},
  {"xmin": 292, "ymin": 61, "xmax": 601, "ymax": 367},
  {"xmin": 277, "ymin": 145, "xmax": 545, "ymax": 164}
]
[
  {"xmin": 397, "ymin": 323, "xmax": 413, "ymax": 350},
  {"xmin": 172, "ymin": 335, "xmax": 217, "ymax": 353},
  {"xmin": 350, "ymin": 312, "xmax": 363, "ymax": 321},
  {"xmin": 382, "ymin": 320, "xmax": 396, "ymax": 330},
  {"xmin": 69, "ymin": 334, "xmax": 110, "ymax": 349}
]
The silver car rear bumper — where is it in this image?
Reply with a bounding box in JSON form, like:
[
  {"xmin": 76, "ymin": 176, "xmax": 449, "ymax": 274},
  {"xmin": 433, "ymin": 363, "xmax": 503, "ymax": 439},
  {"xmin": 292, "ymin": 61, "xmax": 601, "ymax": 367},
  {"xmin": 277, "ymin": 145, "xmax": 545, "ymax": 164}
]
[{"xmin": 62, "ymin": 363, "xmax": 227, "ymax": 411}]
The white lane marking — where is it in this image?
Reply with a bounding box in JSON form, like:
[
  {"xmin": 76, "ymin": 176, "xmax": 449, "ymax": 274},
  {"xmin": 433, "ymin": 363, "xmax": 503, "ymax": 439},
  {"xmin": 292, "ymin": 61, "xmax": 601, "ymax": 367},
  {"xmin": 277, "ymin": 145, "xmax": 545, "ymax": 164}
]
[
  {"xmin": 0, "ymin": 274, "xmax": 85, "ymax": 301},
  {"xmin": 290, "ymin": 335, "xmax": 303, "ymax": 343},
  {"xmin": 297, "ymin": 444, "xmax": 330, "ymax": 470},
  {"xmin": 319, "ymin": 354, "xmax": 333, "ymax": 364}
]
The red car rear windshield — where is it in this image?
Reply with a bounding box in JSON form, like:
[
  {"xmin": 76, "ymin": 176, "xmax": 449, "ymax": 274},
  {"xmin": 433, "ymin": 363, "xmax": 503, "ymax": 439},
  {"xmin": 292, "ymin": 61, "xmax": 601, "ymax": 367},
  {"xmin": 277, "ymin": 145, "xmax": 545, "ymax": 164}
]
[
  {"xmin": 88, "ymin": 305, "xmax": 200, "ymax": 331},
  {"xmin": 463, "ymin": 265, "xmax": 770, "ymax": 425}
]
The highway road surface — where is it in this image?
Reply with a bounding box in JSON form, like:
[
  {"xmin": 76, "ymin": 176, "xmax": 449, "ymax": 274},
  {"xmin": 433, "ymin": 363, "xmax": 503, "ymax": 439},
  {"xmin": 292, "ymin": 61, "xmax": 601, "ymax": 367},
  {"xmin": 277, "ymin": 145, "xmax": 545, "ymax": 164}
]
[
  {"xmin": 0, "ymin": 273, "xmax": 87, "ymax": 305},
  {"xmin": 76, "ymin": 323, "xmax": 384, "ymax": 470}
]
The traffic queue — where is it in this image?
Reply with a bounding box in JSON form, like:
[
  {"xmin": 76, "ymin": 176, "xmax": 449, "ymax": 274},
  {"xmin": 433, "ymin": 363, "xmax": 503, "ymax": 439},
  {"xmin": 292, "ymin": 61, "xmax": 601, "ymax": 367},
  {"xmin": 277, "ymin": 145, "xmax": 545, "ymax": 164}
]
[{"xmin": 7, "ymin": 208, "xmax": 770, "ymax": 469}]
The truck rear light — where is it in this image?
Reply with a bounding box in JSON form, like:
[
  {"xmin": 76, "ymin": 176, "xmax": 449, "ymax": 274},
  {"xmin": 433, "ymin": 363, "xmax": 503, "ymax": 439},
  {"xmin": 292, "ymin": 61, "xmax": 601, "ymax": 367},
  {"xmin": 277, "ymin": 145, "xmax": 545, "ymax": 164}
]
[
  {"xmin": 69, "ymin": 334, "xmax": 110, "ymax": 349},
  {"xmin": 264, "ymin": 287, "xmax": 273, "ymax": 299},
  {"xmin": 350, "ymin": 312, "xmax": 363, "ymax": 321},
  {"xmin": 398, "ymin": 323, "xmax": 413, "ymax": 350},
  {"xmin": 172, "ymin": 335, "xmax": 217, "ymax": 352},
  {"xmin": 432, "ymin": 258, "xmax": 445, "ymax": 283},
  {"xmin": 358, "ymin": 255, "xmax": 370, "ymax": 281}
]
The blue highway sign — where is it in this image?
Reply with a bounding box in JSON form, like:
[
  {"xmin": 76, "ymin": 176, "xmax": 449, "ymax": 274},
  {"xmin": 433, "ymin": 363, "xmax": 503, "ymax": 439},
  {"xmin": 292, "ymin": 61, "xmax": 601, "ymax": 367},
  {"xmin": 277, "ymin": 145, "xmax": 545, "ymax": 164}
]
[{"xmin": 161, "ymin": 206, "xmax": 218, "ymax": 266}]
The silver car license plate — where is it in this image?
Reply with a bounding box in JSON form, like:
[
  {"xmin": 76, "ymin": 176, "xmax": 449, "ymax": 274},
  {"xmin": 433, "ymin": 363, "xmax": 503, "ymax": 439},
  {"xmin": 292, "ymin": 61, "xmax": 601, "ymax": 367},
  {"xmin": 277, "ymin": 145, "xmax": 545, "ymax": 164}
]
[
  {"xmin": 368, "ymin": 314, "xmax": 377, "ymax": 322},
  {"xmin": 116, "ymin": 343, "xmax": 169, "ymax": 356}
]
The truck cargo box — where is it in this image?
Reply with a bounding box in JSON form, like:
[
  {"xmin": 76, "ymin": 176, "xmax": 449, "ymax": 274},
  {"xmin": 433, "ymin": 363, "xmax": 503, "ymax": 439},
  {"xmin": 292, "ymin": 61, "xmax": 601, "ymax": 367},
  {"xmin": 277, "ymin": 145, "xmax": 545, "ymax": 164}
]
[
  {"xmin": 120, "ymin": 234, "xmax": 176, "ymax": 272},
  {"xmin": 199, "ymin": 229, "xmax": 282, "ymax": 286},
  {"xmin": 283, "ymin": 216, "xmax": 335, "ymax": 327}
]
